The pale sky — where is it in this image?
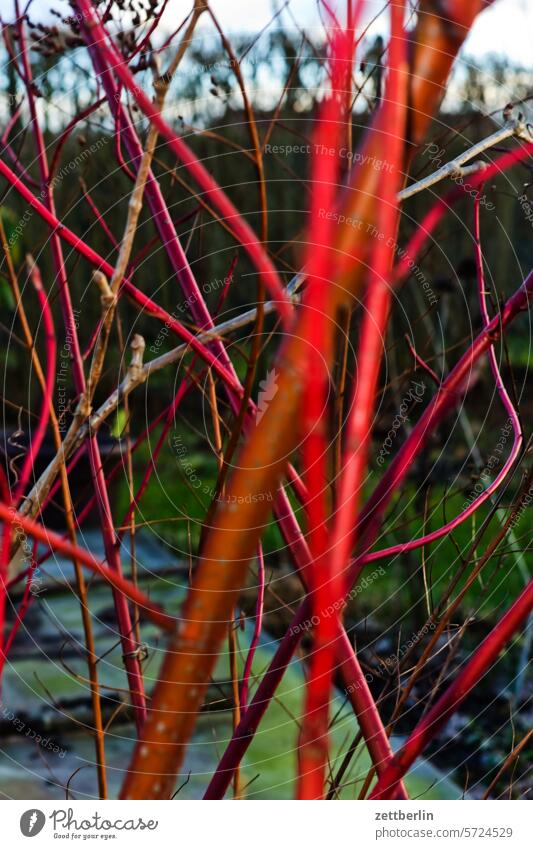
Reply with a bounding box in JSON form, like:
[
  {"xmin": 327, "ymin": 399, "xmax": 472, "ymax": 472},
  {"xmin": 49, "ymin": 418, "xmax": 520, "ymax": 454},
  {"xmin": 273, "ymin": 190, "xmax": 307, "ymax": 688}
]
[
  {"xmin": 16, "ymin": 0, "xmax": 533, "ymax": 68},
  {"xmin": 204, "ymin": 0, "xmax": 533, "ymax": 68}
]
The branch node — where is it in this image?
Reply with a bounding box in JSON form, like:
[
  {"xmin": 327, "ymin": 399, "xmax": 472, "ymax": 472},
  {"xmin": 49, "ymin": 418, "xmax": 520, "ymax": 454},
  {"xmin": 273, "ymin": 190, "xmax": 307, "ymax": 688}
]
[{"xmin": 128, "ymin": 334, "xmax": 146, "ymax": 383}]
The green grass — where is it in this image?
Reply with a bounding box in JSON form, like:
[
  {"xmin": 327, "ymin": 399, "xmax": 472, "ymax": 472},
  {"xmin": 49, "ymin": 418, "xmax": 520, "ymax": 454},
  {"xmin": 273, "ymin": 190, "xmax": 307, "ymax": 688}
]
[{"xmin": 113, "ymin": 430, "xmax": 531, "ymax": 625}]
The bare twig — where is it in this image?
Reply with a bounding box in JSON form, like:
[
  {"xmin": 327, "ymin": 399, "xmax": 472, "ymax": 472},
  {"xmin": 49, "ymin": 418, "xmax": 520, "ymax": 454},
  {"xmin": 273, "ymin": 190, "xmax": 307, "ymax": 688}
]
[{"xmin": 399, "ymin": 117, "xmax": 532, "ymax": 201}]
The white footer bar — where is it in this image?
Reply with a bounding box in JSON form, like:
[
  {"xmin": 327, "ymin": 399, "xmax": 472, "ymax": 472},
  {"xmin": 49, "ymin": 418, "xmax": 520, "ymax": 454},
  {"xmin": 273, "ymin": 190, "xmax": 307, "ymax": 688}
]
[{"xmin": 4, "ymin": 799, "xmax": 531, "ymax": 848}]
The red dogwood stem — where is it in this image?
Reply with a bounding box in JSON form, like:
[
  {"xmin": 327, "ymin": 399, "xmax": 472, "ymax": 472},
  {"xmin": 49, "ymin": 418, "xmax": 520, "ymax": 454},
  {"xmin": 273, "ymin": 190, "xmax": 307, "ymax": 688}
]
[
  {"xmin": 369, "ymin": 578, "xmax": 533, "ymax": 799},
  {"xmin": 0, "ymin": 156, "xmax": 246, "ymax": 394},
  {"xmin": 355, "ymin": 267, "xmax": 533, "ymax": 566},
  {"xmin": 297, "ymin": 0, "xmax": 407, "ymax": 798},
  {"xmin": 0, "ymin": 145, "xmax": 379, "ymax": 766},
  {"xmin": 74, "ymin": 0, "xmax": 293, "ymax": 324},
  {"xmin": 8, "ymin": 13, "xmax": 148, "ymax": 727},
  {"xmin": 297, "ymin": 22, "xmax": 353, "ymax": 799},
  {"xmin": 0, "ymin": 260, "xmax": 57, "ymax": 668},
  {"xmin": 13, "ymin": 261, "xmax": 56, "ymax": 507},
  {"xmin": 0, "ymin": 502, "xmax": 175, "ymax": 633},
  {"xmin": 203, "ymin": 267, "xmax": 533, "ymax": 797}
]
